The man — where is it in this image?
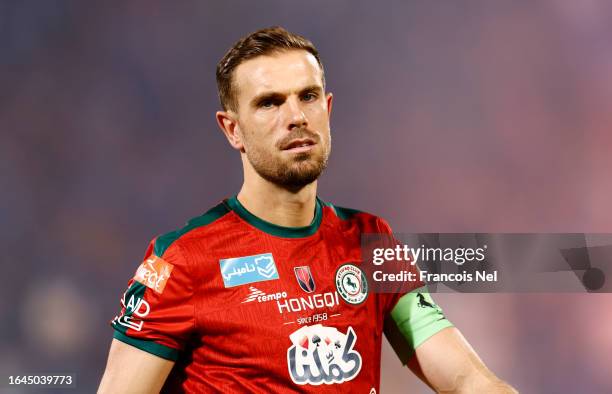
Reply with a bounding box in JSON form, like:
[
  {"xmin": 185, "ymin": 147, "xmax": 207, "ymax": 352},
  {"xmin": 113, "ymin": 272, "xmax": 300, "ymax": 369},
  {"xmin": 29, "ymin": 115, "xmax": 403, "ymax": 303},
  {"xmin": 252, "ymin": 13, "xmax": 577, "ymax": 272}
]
[{"xmin": 98, "ymin": 27, "xmax": 516, "ymax": 393}]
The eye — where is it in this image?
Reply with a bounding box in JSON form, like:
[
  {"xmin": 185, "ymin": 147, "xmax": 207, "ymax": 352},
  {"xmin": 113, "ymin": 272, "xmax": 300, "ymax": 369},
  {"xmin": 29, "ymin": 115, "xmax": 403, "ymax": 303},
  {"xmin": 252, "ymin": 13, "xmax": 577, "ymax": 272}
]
[
  {"xmin": 259, "ymin": 100, "xmax": 274, "ymax": 108},
  {"xmin": 302, "ymin": 92, "xmax": 318, "ymax": 102}
]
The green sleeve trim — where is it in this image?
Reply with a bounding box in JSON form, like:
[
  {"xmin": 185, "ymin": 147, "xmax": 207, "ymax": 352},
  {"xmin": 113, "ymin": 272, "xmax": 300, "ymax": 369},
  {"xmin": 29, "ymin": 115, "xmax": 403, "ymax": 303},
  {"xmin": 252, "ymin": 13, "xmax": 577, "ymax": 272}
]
[
  {"xmin": 113, "ymin": 331, "xmax": 180, "ymax": 361},
  {"xmin": 389, "ymin": 287, "xmax": 454, "ymax": 354}
]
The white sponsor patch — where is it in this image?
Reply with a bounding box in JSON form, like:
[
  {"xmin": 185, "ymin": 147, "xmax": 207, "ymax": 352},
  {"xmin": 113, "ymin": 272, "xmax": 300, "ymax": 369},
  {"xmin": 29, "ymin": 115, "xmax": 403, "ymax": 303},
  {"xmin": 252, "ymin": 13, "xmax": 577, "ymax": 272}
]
[{"xmin": 287, "ymin": 324, "xmax": 362, "ymax": 385}]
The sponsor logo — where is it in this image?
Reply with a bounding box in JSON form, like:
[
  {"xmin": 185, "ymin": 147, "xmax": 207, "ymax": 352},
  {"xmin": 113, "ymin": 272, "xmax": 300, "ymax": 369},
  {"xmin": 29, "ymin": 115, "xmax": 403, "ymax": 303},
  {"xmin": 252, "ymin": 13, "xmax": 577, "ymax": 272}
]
[
  {"xmin": 277, "ymin": 292, "xmax": 340, "ymax": 314},
  {"xmin": 242, "ymin": 286, "xmax": 288, "ymax": 303},
  {"xmin": 220, "ymin": 253, "xmax": 279, "ymax": 288},
  {"xmin": 287, "ymin": 324, "xmax": 362, "ymax": 385},
  {"xmin": 134, "ymin": 255, "xmax": 174, "ymax": 294},
  {"xmin": 113, "ymin": 291, "xmax": 150, "ymax": 332},
  {"xmin": 335, "ymin": 264, "xmax": 368, "ymax": 305},
  {"xmin": 294, "ymin": 266, "xmax": 316, "ymax": 293}
]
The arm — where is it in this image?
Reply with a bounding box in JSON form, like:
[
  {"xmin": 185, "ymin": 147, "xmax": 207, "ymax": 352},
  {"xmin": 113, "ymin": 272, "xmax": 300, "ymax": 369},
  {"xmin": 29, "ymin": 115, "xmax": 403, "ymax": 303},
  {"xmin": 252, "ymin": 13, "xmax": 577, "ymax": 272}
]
[
  {"xmin": 100, "ymin": 238, "xmax": 195, "ymax": 393},
  {"xmin": 98, "ymin": 339, "xmax": 175, "ymax": 394},
  {"xmin": 407, "ymin": 327, "xmax": 517, "ymax": 394},
  {"xmin": 384, "ymin": 289, "xmax": 517, "ymax": 393}
]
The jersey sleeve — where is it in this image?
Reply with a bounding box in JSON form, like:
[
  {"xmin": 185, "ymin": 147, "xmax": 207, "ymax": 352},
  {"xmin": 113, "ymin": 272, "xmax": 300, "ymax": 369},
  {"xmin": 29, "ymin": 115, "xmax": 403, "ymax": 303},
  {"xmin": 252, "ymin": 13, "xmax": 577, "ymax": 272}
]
[
  {"xmin": 374, "ymin": 218, "xmax": 454, "ymax": 363},
  {"xmin": 110, "ymin": 237, "xmax": 195, "ymax": 361}
]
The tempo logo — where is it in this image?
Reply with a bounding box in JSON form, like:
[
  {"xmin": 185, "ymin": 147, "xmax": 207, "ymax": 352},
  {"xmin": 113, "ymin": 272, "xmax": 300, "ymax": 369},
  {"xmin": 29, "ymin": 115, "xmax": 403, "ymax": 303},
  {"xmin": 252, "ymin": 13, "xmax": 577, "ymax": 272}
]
[{"xmin": 242, "ymin": 286, "xmax": 287, "ymax": 303}]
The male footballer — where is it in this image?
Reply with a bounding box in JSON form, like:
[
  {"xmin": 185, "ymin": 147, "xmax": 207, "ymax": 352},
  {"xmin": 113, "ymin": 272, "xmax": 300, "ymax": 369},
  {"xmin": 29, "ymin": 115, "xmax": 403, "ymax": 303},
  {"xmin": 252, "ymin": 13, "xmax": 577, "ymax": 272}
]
[{"xmin": 98, "ymin": 27, "xmax": 516, "ymax": 393}]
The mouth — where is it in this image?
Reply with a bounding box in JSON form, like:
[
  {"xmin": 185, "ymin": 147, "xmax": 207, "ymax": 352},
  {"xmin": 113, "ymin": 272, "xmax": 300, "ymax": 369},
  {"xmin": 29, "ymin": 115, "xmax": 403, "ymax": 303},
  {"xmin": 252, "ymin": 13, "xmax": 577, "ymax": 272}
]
[{"xmin": 281, "ymin": 138, "xmax": 317, "ymax": 153}]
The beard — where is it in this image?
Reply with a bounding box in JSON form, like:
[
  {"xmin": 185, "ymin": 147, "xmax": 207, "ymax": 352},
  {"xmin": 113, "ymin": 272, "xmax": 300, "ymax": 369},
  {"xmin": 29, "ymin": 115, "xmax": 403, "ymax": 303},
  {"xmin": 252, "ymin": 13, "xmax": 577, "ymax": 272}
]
[{"xmin": 243, "ymin": 129, "xmax": 331, "ymax": 190}]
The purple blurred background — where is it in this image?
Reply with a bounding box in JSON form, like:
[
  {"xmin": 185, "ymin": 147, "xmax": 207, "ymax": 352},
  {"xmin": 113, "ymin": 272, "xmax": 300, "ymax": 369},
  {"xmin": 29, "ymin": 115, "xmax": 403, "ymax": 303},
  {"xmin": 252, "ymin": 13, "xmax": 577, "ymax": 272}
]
[{"xmin": 2, "ymin": 0, "xmax": 612, "ymax": 392}]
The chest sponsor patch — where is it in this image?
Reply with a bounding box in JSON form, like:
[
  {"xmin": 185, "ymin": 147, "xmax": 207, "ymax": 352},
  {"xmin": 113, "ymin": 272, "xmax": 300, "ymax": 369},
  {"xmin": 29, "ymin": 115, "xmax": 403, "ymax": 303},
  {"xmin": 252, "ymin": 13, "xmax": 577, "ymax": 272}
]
[
  {"xmin": 134, "ymin": 255, "xmax": 174, "ymax": 294},
  {"xmin": 287, "ymin": 324, "xmax": 362, "ymax": 385},
  {"xmin": 220, "ymin": 253, "xmax": 279, "ymax": 288}
]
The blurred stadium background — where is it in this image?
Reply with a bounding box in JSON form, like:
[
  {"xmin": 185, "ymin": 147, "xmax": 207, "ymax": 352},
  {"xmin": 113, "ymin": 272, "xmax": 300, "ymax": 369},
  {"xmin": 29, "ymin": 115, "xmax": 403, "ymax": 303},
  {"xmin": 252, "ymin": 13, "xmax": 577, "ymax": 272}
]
[{"xmin": 1, "ymin": 0, "xmax": 612, "ymax": 392}]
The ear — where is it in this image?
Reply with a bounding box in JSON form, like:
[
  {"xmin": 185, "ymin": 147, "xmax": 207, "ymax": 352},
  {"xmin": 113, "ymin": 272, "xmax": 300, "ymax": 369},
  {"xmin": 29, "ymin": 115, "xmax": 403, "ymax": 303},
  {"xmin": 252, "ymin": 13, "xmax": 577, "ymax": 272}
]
[
  {"xmin": 326, "ymin": 92, "xmax": 333, "ymax": 118},
  {"xmin": 216, "ymin": 110, "xmax": 244, "ymax": 151}
]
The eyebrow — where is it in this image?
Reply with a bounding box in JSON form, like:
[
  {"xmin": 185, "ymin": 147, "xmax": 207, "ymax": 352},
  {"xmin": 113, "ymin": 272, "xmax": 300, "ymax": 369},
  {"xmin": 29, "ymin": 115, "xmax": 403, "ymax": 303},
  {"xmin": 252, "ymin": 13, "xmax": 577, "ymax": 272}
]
[{"xmin": 250, "ymin": 85, "xmax": 323, "ymax": 108}]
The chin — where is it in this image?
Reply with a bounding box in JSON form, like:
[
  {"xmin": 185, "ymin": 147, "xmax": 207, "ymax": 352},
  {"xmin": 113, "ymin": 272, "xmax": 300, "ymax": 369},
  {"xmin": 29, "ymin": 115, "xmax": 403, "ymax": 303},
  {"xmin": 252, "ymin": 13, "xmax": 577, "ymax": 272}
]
[
  {"xmin": 288, "ymin": 156, "xmax": 325, "ymax": 172},
  {"xmin": 290, "ymin": 160, "xmax": 327, "ymax": 180}
]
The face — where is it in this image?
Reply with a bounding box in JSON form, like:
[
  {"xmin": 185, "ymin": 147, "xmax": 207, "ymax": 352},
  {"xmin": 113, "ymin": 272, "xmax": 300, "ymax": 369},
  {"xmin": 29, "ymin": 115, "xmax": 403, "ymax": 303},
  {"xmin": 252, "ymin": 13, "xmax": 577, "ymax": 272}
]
[{"xmin": 228, "ymin": 50, "xmax": 332, "ymax": 189}]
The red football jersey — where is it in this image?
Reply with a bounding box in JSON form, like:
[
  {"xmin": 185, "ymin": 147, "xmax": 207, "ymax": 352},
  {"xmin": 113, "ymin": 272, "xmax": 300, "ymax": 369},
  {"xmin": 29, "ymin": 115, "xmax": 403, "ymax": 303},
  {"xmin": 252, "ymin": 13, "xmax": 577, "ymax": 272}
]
[{"xmin": 111, "ymin": 196, "xmax": 452, "ymax": 393}]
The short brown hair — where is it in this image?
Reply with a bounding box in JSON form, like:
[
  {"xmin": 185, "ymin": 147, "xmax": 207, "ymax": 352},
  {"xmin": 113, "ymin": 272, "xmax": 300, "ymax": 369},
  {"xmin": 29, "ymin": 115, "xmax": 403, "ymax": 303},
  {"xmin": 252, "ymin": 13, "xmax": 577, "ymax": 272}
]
[{"xmin": 216, "ymin": 26, "xmax": 325, "ymax": 111}]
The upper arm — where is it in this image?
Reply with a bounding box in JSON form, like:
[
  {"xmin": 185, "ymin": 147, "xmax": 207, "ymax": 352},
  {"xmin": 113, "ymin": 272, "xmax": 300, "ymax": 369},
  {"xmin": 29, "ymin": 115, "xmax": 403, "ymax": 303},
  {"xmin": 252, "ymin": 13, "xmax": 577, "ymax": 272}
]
[
  {"xmin": 384, "ymin": 289, "xmax": 454, "ymax": 365},
  {"xmin": 101, "ymin": 237, "xmax": 196, "ymax": 391},
  {"xmin": 408, "ymin": 327, "xmax": 517, "ymax": 393},
  {"xmin": 98, "ymin": 338, "xmax": 175, "ymax": 394}
]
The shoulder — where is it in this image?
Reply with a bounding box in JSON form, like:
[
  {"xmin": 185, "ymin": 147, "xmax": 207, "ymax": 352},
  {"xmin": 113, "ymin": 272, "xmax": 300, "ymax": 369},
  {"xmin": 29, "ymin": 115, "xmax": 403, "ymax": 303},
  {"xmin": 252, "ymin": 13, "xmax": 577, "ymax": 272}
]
[
  {"xmin": 319, "ymin": 198, "xmax": 394, "ymax": 234},
  {"xmin": 152, "ymin": 200, "xmax": 233, "ymax": 259},
  {"xmin": 126, "ymin": 200, "xmax": 232, "ymax": 295}
]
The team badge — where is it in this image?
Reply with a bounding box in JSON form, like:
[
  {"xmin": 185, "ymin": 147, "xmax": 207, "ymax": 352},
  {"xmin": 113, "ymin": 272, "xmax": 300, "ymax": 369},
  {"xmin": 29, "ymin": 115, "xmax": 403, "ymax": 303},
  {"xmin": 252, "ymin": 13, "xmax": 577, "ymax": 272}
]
[
  {"xmin": 294, "ymin": 266, "xmax": 316, "ymax": 293},
  {"xmin": 335, "ymin": 263, "xmax": 368, "ymax": 305}
]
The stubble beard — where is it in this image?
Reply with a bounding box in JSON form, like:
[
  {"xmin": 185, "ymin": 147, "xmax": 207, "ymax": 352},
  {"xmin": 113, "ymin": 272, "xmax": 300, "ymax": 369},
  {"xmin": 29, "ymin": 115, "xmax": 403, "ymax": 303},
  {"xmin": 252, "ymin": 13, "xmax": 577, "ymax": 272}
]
[{"xmin": 244, "ymin": 133, "xmax": 331, "ymax": 190}]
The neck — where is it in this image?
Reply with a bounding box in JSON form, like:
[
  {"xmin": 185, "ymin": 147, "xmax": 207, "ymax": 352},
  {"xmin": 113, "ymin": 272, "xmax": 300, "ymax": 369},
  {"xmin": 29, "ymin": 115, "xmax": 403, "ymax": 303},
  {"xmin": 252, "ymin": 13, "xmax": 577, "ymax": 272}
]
[{"xmin": 237, "ymin": 166, "xmax": 318, "ymax": 228}]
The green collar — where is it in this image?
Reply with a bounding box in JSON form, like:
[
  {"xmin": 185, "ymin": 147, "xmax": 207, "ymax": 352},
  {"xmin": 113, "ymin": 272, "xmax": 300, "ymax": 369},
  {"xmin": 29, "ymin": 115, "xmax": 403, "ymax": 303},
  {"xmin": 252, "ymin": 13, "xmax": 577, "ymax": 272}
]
[{"xmin": 225, "ymin": 195, "xmax": 323, "ymax": 238}]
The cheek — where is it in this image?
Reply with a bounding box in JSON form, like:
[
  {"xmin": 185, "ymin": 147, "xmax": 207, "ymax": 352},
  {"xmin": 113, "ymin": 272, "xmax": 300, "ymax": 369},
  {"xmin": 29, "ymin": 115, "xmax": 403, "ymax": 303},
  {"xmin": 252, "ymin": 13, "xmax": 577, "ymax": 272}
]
[
  {"xmin": 251, "ymin": 112, "xmax": 283, "ymax": 137},
  {"xmin": 241, "ymin": 112, "xmax": 268, "ymax": 132},
  {"xmin": 241, "ymin": 117, "xmax": 281, "ymax": 150},
  {"xmin": 306, "ymin": 103, "xmax": 330, "ymax": 127}
]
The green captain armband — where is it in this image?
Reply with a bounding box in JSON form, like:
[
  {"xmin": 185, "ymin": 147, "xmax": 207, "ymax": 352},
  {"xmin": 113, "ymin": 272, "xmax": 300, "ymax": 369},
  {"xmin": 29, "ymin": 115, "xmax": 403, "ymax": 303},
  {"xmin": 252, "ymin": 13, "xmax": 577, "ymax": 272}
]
[{"xmin": 385, "ymin": 287, "xmax": 454, "ymax": 364}]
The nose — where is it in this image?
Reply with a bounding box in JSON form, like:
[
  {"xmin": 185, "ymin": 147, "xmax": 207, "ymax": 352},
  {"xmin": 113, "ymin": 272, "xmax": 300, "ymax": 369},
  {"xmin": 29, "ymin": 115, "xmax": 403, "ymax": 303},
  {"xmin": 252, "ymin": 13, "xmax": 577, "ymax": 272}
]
[{"xmin": 285, "ymin": 97, "xmax": 308, "ymax": 130}]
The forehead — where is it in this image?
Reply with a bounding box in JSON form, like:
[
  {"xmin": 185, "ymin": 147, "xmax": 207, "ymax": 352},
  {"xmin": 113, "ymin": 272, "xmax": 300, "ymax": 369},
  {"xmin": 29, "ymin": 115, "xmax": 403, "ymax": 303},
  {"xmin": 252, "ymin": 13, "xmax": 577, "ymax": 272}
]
[{"xmin": 233, "ymin": 50, "xmax": 324, "ymax": 100}]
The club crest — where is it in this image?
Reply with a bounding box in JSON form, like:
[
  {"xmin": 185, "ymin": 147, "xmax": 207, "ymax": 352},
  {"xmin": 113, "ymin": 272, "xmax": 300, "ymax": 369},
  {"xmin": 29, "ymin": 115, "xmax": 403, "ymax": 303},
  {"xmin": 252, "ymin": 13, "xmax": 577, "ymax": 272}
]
[{"xmin": 335, "ymin": 263, "xmax": 368, "ymax": 305}]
